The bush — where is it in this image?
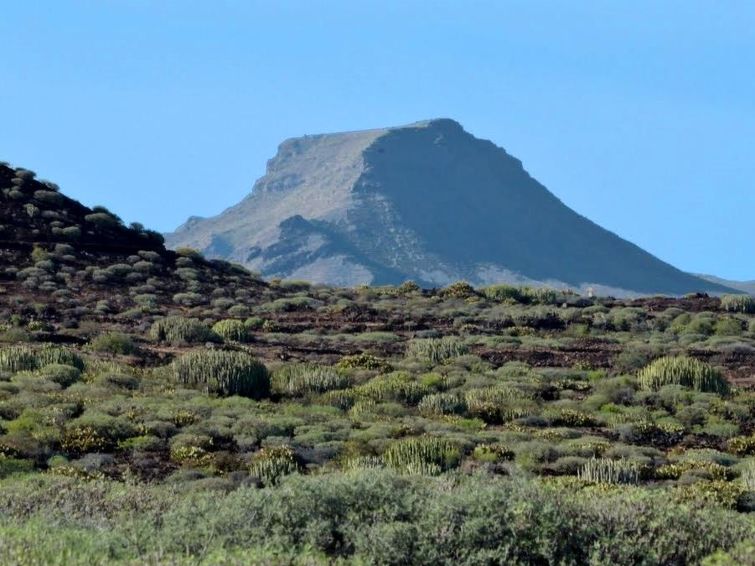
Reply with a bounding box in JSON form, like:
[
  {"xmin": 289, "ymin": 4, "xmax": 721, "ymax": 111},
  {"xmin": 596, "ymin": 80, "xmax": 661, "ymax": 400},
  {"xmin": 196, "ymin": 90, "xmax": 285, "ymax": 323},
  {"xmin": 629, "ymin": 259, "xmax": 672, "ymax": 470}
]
[
  {"xmin": 357, "ymin": 372, "xmax": 428, "ymax": 405},
  {"xmin": 150, "ymin": 317, "xmax": 218, "ymax": 344},
  {"xmin": 171, "ymin": 350, "xmax": 269, "ymax": 399},
  {"xmin": 37, "ymin": 364, "xmax": 81, "ymax": 387},
  {"xmin": 211, "ymin": 319, "xmax": 248, "ymax": 342},
  {"xmin": 439, "ymin": 281, "xmax": 476, "ymax": 299},
  {"xmin": 637, "ymin": 356, "xmax": 729, "ymax": 395},
  {"xmin": 464, "ymin": 386, "xmax": 536, "ymax": 424},
  {"xmin": 84, "ymin": 212, "xmax": 121, "ymax": 229},
  {"xmin": 272, "ymin": 364, "xmax": 348, "ymax": 396},
  {"xmin": 336, "ymin": 353, "xmax": 391, "ymax": 371},
  {"xmin": 89, "ymin": 333, "xmax": 138, "ymax": 355},
  {"xmin": 720, "ymin": 294, "xmax": 755, "ymax": 314},
  {"xmin": 482, "ymin": 284, "xmax": 527, "ymax": 303}
]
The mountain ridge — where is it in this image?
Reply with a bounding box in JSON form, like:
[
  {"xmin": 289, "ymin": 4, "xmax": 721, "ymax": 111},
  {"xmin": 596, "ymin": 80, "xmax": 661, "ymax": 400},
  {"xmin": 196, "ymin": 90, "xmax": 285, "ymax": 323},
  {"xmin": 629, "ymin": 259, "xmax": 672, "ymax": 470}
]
[{"xmin": 163, "ymin": 118, "xmax": 732, "ymax": 296}]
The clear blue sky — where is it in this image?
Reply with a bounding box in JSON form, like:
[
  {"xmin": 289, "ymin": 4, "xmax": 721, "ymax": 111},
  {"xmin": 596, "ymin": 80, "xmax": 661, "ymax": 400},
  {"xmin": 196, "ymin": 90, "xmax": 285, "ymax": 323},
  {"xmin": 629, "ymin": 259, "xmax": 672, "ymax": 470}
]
[{"xmin": 2, "ymin": 1, "xmax": 753, "ymax": 280}]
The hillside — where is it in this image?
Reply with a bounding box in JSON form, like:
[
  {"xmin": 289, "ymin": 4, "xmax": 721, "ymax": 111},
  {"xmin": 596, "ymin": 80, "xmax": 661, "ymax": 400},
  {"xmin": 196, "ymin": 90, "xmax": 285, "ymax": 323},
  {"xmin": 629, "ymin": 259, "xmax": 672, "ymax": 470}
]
[
  {"xmin": 166, "ymin": 119, "xmax": 733, "ymax": 296},
  {"xmin": 0, "ymin": 162, "xmax": 267, "ymax": 332},
  {"xmin": 0, "ymin": 160, "xmax": 754, "ymax": 563}
]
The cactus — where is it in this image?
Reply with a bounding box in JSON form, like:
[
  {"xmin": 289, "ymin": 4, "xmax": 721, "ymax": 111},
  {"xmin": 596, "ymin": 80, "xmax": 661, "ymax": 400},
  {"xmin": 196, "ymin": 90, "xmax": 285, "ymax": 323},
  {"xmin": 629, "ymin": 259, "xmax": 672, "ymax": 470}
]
[
  {"xmin": 578, "ymin": 457, "xmax": 641, "ymax": 485},
  {"xmin": 418, "ymin": 392, "xmax": 466, "ymax": 417},
  {"xmin": 0, "ymin": 345, "xmax": 83, "ymax": 373},
  {"xmin": 171, "ymin": 350, "xmax": 269, "ymax": 398},
  {"xmin": 272, "ymin": 363, "xmax": 349, "ymax": 396},
  {"xmin": 637, "ymin": 356, "xmax": 729, "ymax": 395},
  {"xmin": 720, "ymin": 294, "xmax": 755, "ymax": 314},
  {"xmin": 150, "ymin": 316, "xmax": 219, "ymax": 344},
  {"xmin": 211, "ymin": 319, "xmax": 248, "ymax": 342},
  {"xmin": 383, "ymin": 436, "xmax": 460, "ymax": 474},
  {"xmin": 406, "ymin": 337, "xmax": 469, "ymax": 364},
  {"xmin": 249, "ymin": 445, "xmax": 299, "ymax": 485}
]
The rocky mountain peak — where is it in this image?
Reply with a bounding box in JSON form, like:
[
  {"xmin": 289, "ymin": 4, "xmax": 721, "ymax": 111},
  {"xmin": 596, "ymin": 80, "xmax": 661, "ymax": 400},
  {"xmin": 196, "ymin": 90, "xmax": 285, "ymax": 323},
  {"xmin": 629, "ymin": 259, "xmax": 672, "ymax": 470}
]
[{"xmin": 165, "ymin": 121, "xmax": 732, "ymax": 296}]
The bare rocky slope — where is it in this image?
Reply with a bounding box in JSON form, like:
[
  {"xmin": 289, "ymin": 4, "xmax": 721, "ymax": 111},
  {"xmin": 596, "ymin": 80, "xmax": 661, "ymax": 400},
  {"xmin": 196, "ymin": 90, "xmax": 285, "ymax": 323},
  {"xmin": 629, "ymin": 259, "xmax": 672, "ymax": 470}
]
[{"xmin": 166, "ymin": 119, "xmax": 732, "ymax": 296}]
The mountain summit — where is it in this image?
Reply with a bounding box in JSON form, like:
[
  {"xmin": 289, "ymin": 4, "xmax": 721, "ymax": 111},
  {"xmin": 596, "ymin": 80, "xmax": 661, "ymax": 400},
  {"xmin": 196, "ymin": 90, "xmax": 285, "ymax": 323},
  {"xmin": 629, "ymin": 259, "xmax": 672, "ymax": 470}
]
[{"xmin": 166, "ymin": 119, "xmax": 729, "ymax": 295}]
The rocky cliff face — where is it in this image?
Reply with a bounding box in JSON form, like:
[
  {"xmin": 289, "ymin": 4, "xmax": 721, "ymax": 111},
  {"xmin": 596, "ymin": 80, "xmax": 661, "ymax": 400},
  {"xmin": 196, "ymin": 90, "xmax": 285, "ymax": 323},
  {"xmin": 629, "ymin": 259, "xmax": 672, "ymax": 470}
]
[{"xmin": 166, "ymin": 119, "xmax": 731, "ymax": 296}]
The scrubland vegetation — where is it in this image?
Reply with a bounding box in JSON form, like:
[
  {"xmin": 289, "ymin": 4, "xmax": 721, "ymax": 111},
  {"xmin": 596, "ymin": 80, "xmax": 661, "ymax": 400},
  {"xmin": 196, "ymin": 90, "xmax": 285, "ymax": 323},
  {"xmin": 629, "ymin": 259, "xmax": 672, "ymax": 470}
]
[{"xmin": 1, "ymin": 163, "xmax": 755, "ymax": 564}]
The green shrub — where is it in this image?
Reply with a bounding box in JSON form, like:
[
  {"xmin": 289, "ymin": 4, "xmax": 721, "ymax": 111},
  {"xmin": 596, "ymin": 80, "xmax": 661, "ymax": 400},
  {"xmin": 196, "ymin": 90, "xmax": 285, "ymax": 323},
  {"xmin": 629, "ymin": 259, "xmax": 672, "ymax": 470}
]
[
  {"xmin": 61, "ymin": 413, "xmax": 137, "ymax": 455},
  {"xmin": 89, "ymin": 333, "xmax": 138, "ymax": 355},
  {"xmin": 714, "ymin": 317, "xmax": 743, "ymax": 336},
  {"xmin": 440, "ymin": 281, "xmax": 476, "ymax": 299},
  {"xmin": 464, "ymin": 386, "xmax": 536, "ymax": 423},
  {"xmin": 637, "ymin": 356, "xmax": 729, "ymax": 395},
  {"xmin": 336, "ymin": 353, "xmax": 391, "ymax": 371},
  {"xmin": 383, "ymin": 436, "xmax": 460, "ymax": 474},
  {"xmin": 171, "ymin": 350, "xmax": 269, "ymax": 398},
  {"xmin": 720, "ymin": 294, "xmax": 755, "ymax": 314},
  {"xmin": 0, "ymin": 455, "xmax": 34, "ymax": 478},
  {"xmin": 150, "ymin": 317, "xmax": 218, "ymax": 344},
  {"xmin": 406, "ymin": 337, "xmax": 469, "ymax": 364},
  {"xmin": 727, "ymin": 435, "xmax": 755, "ymax": 456},
  {"xmin": 472, "ymin": 443, "xmax": 515, "ymax": 463},
  {"xmin": 675, "ymin": 480, "xmax": 746, "ymax": 509},
  {"xmin": 482, "ymin": 284, "xmax": 527, "ymax": 303},
  {"xmin": 272, "ymin": 364, "xmax": 349, "ymax": 396},
  {"xmin": 211, "ymin": 319, "xmax": 248, "ymax": 342},
  {"xmin": 37, "ymin": 364, "xmax": 81, "ymax": 387},
  {"xmin": 84, "ymin": 212, "xmax": 121, "ymax": 229},
  {"xmin": 357, "ymin": 372, "xmax": 428, "ymax": 405}
]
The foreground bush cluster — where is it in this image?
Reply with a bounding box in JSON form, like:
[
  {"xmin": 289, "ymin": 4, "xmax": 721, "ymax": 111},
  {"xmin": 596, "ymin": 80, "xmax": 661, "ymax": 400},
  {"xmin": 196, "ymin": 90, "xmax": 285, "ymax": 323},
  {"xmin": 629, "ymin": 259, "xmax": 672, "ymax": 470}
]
[{"xmin": 0, "ymin": 470, "xmax": 752, "ymax": 565}]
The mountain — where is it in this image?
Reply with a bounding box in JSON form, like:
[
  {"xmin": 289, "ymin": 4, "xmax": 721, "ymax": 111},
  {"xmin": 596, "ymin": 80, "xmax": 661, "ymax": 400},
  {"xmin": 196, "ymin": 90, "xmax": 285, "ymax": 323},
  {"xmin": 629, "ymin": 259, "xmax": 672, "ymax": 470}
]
[
  {"xmin": 166, "ymin": 118, "xmax": 731, "ymax": 296},
  {"xmin": 698, "ymin": 274, "xmax": 755, "ymax": 296}
]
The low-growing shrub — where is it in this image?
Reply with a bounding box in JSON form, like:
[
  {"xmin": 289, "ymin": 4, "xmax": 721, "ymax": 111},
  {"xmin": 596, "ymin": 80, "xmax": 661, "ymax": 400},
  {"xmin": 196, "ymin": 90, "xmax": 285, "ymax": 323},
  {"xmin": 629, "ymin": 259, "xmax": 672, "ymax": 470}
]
[
  {"xmin": 440, "ymin": 281, "xmax": 476, "ymax": 299},
  {"xmin": 336, "ymin": 353, "xmax": 391, "ymax": 372},
  {"xmin": 37, "ymin": 364, "xmax": 81, "ymax": 387},
  {"xmin": 472, "ymin": 443, "xmax": 515, "ymax": 463},
  {"xmin": 171, "ymin": 350, "xmax": 269, "ymax": 398},
  {"xmin": 357, "ymin": 372, "xmax": 428, "ymax": 405},
  {"xmin": 464, "ymin": 386, "xmax": 536, "ymax": 424},
  {"xmin": 89, "ymin": 333, "xmax": 138, "ymax": 355}
]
